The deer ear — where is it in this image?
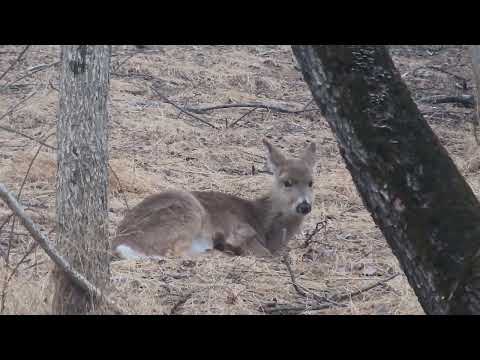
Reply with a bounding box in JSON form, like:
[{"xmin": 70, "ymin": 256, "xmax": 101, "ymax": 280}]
[
  {"xmin": 263, "ymin": 139, "xmax": 286, "ymax": 174},
  {"xmin": 301, "ymin": 142, "xmax": 317, "ymax": 168}
]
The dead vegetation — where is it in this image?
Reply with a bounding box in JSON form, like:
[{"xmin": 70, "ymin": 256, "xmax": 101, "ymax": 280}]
[{"xmin": 0, "ymin": 45, "xmax": 477, "ymax": 314}]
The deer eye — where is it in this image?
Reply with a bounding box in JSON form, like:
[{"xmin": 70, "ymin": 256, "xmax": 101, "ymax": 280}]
[
  {"xmin": 308, "ymin": 181, "xmax": 313, "ymax": 187},
  {"xmin": 284, "ymin": 180, "xmax": 293, "ymax": 188}
]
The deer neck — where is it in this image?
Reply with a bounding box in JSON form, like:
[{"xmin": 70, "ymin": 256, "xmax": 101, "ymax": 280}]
[{"xmin": 253, "ymin": 193, "xmax": 303, "ymax": 253}]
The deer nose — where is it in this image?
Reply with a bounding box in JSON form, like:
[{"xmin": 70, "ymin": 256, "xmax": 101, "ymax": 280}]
[{"xmin": 296, "ymin": 201, "xmax": 311, "ymax": 215}]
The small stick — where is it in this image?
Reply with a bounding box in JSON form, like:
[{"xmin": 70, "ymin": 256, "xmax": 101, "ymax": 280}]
[
  {"xmin": 302, "ymin": 220, "xmax": 328, "ymax": 248},
  {"xmin": 228, "ymin": 106, "xmax": 259, "ymax": 128}
]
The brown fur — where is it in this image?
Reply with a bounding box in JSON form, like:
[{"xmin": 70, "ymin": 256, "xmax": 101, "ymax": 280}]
[{"xmin": 112, "ymin": 139, "xmax": 317, "ymax": 259}]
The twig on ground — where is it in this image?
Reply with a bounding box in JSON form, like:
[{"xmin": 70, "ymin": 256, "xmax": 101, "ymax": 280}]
[
  {"xmin": 302, "ymin": 219, "xmax": 328, "ymax": 249},
  {"xmin": 228, "ymin": 107, "xmax": 260, "ymax": 128},
  {"xmin": 151, "ymin": 87, "xmax": 218, "ymax": 129},
  {"xmin": 0, "ymin": 182, "xmax": 125, "ymax": 315},
  {"xmin": 183, "ymin": 102, "xmax": 321, "ymax": 115},
  {"xmin": 263, "ymin": 273, "xmax": 400, "ymax": 314},
  {"xmin": 282, "ymin": 253, "xmax": 309, "ymax": 297},
  {"xmin": 419, "ymin": 94, "xmax": 475, "ymax": 108},
  {"xmin": 282, "ymin": 253, "xmax": 345, "ymax": 308},
  {"xmin": 0, "ymin": 45, "xmax": 31, "ymax": 83}
]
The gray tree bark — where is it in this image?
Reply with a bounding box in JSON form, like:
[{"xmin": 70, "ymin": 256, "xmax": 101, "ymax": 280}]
[
  {"xmin": 292, "ymin": 45, "xmax": 480, "ymax": 314},
  {"xmin": 52, "ymin": 45, "xmax": 112, "ymax": 314},
  {"xmin": 471, "ymin": 46, "xmax": 480, "ymax": 144}
]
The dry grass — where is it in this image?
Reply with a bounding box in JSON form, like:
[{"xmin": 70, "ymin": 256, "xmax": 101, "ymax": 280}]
[{"xmin": 0, "ymin": 45, "xmax": 475, "ymax": 314}]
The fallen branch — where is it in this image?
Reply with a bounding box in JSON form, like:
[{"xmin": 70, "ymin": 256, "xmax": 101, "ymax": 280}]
[
  {"xmin": 419, "ymin": 94, "xmax": 475, "ymax": 108},
  {"xmin": 282, "ymin": 253, "xmax": 344, "ymax": 308},
  {"xmin": 184, "ymin": 102, "xmax": 321, "ymax": 115},
  {"xmin": 0, "ymin": 182, "xmax": 125, "ymax": 315},
  {"xmin": 151, "ymin": 87, "xmax": 218, "ymax": 129},
  {"xmin": 263, "ymin": 273, "xmax": 400, "ymax": 315}
]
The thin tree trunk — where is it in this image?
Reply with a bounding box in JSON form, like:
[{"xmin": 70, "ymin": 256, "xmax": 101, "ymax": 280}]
[
  {"xmin": 52, "ymin": 45, "xmax": 112, "ymax": 314},
  {"xmin": 292, "ymin": 45, "xmax": 480, "ymax": 314},
  {"xmin": 470, "ymin": 46, "xmax": 480, "ymax": 145}
]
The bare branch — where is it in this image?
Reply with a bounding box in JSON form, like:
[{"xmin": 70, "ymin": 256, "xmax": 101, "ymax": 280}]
[
  {"xmin": 263, "ymin": 273, "xmax": 400, "ymax": 314},
  {"xmin": 184, "ymin": 102, "xmax": 321, "ymax": 115},
  {"xmin": 282, "ymin": 253, "xmax": 345, "ymax": 308},
  {"xmin": 151, "ymin": 87, "xmax": 218, "ymax": 129},
  {"xmin": 0, "ymin": 182, "xmax": 125, "ymax": 315}
]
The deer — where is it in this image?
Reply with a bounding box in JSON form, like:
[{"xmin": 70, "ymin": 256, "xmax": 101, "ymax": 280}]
[{"xmin": 112, "ymin": 139, "xmax": 317, "ymax": 259}]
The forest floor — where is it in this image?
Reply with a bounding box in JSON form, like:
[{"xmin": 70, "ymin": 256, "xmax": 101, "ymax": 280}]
[{"xmin": 0, "ymin": 45, "xmax": 477, "ymax": 314}]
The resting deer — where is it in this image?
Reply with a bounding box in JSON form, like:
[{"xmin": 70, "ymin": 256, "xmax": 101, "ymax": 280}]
[{"xmin": 112, "ymin": 139, "xmax": 317, "ymax": 259}]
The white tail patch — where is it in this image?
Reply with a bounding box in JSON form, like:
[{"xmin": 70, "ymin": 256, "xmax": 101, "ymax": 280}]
[
  {"xmin": 115, "ymin": 244, "xmax": 146, "ymax": 260},
  {"xmin": 189, "ymin": 237, "xmax": 213, "ymax": 255}
]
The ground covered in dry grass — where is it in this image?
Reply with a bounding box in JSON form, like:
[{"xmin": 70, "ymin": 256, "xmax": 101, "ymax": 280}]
[{"xmin": 0, "ymin": 45, "xmax": 477, "ymax": 314}]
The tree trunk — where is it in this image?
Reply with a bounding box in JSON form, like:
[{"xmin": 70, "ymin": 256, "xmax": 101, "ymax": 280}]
[
  {"xmin": 292, "ymin": 45, "xmax": 480, "ymax": 314},
  {"xmin": 52, "ymin": 45, "xmax": 111, "ymax": 314},
  {"xmin": 471, "ymin": 46, "xmax": 480, "ymax": 144}
]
